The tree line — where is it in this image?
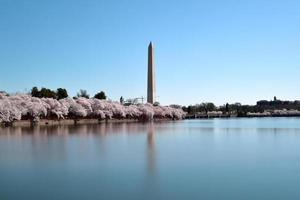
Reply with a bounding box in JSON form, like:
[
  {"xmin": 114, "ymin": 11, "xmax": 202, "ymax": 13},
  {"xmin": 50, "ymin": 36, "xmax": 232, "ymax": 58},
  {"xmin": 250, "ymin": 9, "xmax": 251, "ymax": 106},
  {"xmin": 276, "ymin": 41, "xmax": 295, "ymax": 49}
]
[
  {"xmin": 30, "ymin": 87, "xmax": 107, "ymax": 100},
  {"xmin": 182, "ymin": 103, "xmax": 262, "ymax": 116},
  {"xmin": 183, "ymin": 99, "xmax": 300, "ymax": 117}
]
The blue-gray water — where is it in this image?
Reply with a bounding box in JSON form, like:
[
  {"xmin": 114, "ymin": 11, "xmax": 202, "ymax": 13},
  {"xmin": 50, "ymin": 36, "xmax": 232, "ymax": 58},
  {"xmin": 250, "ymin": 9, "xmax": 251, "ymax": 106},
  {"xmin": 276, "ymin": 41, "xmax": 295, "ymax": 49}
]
[{"xmin": 1, "ymin": 118, "xmax": 300, "ymax": 200}]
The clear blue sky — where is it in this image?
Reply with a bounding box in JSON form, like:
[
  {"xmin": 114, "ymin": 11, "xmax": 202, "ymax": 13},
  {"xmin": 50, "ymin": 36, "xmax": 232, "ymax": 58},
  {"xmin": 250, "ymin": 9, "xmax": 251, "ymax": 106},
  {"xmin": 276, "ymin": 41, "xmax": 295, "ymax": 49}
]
[{"xmin": 1, "ymin": 0, "xmax": 300, "ymax": 106}]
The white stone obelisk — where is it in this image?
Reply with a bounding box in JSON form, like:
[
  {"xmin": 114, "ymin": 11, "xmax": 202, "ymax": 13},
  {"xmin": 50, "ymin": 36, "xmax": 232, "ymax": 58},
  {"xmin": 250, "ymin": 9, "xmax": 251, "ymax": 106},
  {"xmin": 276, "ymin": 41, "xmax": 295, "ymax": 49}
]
[{"xmin": 147, "ymin": 42, "xmax": 156, "ymax": 104}]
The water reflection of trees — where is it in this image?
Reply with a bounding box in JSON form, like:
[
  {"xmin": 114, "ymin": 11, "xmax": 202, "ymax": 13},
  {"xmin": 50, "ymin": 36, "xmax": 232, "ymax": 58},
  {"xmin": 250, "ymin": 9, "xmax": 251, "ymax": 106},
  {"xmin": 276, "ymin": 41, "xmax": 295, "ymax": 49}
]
[
  {"xmin": 0, "ymin": 122, "xmax": 169, "ymax": 173},
  {"xmin": 0, "ymin": 121, "xmax": 184, "ymax": 136}
]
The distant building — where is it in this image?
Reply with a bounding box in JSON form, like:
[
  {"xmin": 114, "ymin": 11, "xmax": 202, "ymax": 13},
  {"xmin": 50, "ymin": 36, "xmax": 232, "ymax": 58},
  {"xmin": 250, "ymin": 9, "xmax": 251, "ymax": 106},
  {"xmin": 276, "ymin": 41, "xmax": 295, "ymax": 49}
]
[
  {"xmin": 124, "ymin": 97, "xmax": 145, "ymax": 106},
  {"xmin": 257, "ymin": 100, "xmax": 269, "ymax": 106},
  {"xmin": 257, "ymin": 97, "xmax": 300, "ymax": 108},
  {"xmin": 0, "ymin": 91, "xmax": 8, "ymax": 96}
]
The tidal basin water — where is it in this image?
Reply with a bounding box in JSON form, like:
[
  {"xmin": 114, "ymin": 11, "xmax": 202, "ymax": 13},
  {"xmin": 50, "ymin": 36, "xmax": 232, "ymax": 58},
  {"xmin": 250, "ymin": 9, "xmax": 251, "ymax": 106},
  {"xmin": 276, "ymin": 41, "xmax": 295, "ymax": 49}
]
[{"xmin": 1, "ymin": 118, "xmax": 300, "ymax": 200}]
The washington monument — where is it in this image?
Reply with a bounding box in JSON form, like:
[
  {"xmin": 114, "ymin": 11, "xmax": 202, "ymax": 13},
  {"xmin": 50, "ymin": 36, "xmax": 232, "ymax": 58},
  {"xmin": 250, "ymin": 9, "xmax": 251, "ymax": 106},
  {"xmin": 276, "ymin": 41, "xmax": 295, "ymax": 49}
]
[{"xmin": 147, "ymin": 42, "xmax": 156, "ymax": 104}]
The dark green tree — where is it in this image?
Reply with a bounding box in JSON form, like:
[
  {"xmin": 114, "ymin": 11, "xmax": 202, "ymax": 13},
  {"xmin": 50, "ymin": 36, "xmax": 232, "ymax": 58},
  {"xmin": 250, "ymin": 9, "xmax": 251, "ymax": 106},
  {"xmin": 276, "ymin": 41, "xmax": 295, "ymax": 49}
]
[
  {"xmin": 182, "ymin": 106, "xmax": 188, "ymax": 113},
  {"xmin": 40, "ymin": 87, "xmax": 56, "ymax": 98},
  {"xmin": 225, "ymin": 103, "xmax": 229, "ymax": 113},
  {"xmin": 94, "ymin": 91, "xmax": 106, "ymax": 100},
  {"xmin": 120, "ymin": 96, "xmax": 124, "ymax": 104},
  {"xmin": 56, "ymin": 88, "xmax": 68, "ymax": 100},
  {"xmin": 31, "ymin": 87, "xmax": 40, "ymax": 98},
  {"xmin": 77, "ymin": 89, "xmax": 90, "ymax": 98},
  {"xmin": 205, "ymin": 102, "xmax": 216, "ymax": 111},
  {"xmin": 187, "ymin": 105, "xmax": 196, "ymax": 114}
]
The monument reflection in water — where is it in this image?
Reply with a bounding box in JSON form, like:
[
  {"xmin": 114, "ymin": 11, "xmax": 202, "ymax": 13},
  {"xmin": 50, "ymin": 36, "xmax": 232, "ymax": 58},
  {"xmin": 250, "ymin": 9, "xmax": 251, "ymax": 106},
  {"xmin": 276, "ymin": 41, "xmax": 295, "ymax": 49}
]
[{"xmin": 2, "ymin": 118, "xmax": 300, "ymax": 200}]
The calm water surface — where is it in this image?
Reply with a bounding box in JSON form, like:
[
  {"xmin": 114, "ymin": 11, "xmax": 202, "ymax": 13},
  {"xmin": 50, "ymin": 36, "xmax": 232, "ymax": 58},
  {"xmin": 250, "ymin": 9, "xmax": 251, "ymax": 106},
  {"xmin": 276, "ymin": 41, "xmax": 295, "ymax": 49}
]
[{"xmin": 1, "ymin": 118, "xmax": 300, "ymax": 200}]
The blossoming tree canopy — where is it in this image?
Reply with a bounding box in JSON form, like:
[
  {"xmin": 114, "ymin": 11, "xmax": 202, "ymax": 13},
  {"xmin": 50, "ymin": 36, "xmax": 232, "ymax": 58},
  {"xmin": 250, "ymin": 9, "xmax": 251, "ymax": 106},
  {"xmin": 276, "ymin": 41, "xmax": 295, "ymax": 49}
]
[{"xmin": 0, "ymin": 93, "xmax": 186, "ymax": 123}]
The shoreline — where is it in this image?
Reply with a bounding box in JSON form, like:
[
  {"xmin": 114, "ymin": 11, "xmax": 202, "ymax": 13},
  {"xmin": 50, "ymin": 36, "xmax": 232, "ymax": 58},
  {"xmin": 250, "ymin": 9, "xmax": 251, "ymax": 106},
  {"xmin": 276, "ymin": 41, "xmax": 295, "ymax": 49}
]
[
  {"xmin": 2, "ymin": 115, "xmax": 300, "ymax": 128},
  {"xmin": 185, "ymin": 114, "xmax": 300, "ymax": 119},
  {"xmin": 0, "ymin": 118, "xmax": 176, "ymax": 128}
]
